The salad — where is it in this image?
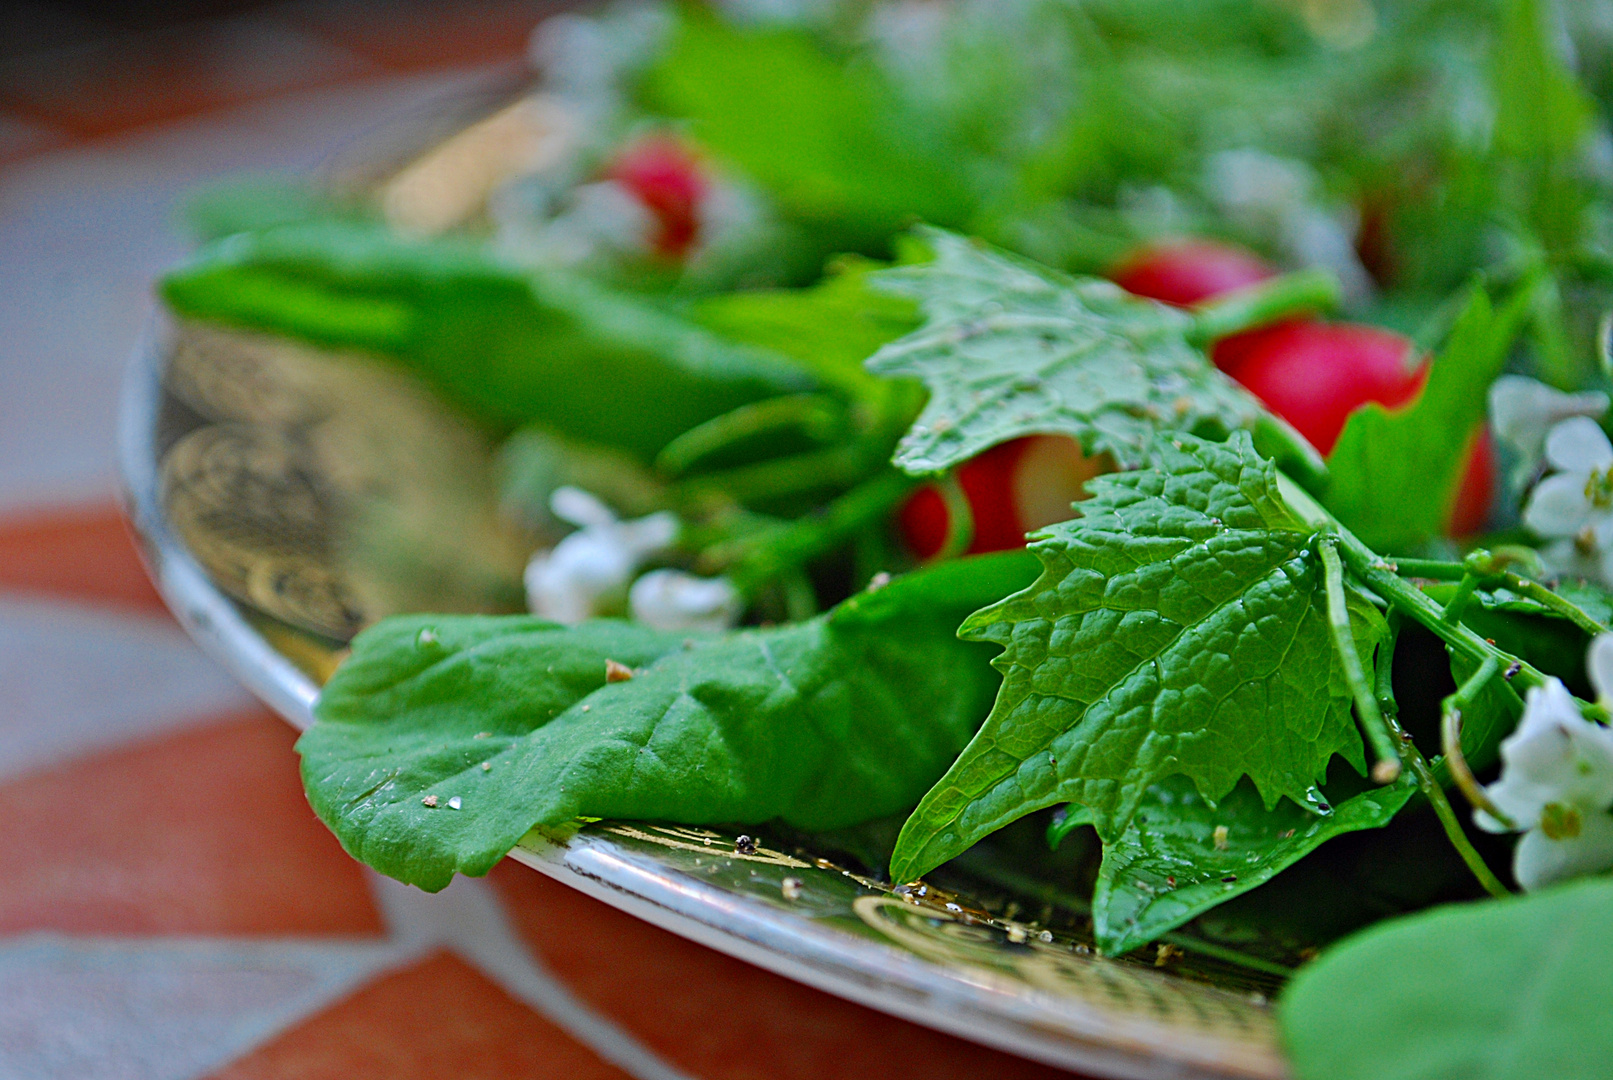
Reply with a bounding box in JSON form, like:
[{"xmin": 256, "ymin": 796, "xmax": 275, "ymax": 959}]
[{"xmin": 161, "ymin": 1, "xmax": 1613, "ymax": 1076}]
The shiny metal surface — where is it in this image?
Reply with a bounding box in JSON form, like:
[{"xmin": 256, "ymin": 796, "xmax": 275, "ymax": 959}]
[{"xmin": 120, "ymin": 304, "xmax": 1292, "ymax": 1080}]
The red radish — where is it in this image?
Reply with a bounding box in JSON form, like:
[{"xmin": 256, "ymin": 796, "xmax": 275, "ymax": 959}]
[
  {"xmin": 605, "ymin": 135, "xmax": 708, "ymax": 258},
  {"xmin": 1217, "ymin": 321, "xmax": 1494, "ymax": 535},
  {"xmin": 1216, "ymin": 322, "xmax": 1424, "ymax": 454},
  {"xmin": 1110, "ymin": 241, "xmax": 1277, "ymax": 307},
  {"xmin": 1115, "ymin": 241, "xmax": 1493, "ymax": 536},
  {"xmin": 1109, "ymin": 240, "xmax": 1294, "ymax": 371},
  {"xmin": 899, "ymin": 436, "xmax": 1105, "ymax": 559}
]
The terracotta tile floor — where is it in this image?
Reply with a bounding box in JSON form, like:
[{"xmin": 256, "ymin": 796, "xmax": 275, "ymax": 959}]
[{"xmin": 0, "ymin": 5, "xmax": 1095, "ymax": 1076}]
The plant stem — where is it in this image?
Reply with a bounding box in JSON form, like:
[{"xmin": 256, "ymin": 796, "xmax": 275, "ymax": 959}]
[
  {"xmin": 655, "ymin": 394, "xmax": 846, "ymax": 478},
  {"xmin": 1319, "ymin": 535, "xmax": 1402, "ymax": 782},
  {"xmin": 1500, "ymin": 571, "xmax": 1611, "ymax": 635},
  {"xmin": 1188, "ymin": 267, "xmax": 1342, "ymax": 345},
  {"xmin": 1330, "ymin": 527, "xmax": 1551, "ymax": 692},
  {"xmin": 1440, "ymin": 656, "xmax": 1515, "ymax": 829},
  {"xmin": 719, "ymin": 469, "xmax": 922, "ymax": 592},
  {"xmin": 674, "ymin": 442, "xmax": 873, "ymax": 505},
  {"xmin": 1441, "ymin": 573, "xmax": 1482, "ymax": 625},
  {"xmin": 1372, "ymin": 616, "xmax": 1512, "ymax": 899},
  {"xmin": 1389, "ymin": 558, "xmax": 1468, "ymax": 580},
  {"xmin": 1252, "ymin": 413, "xmax": 1329, "ymax": 496},
  {"xmin": 1386, "ymin": 560, "xmax": 1608, "ymax": 635},
  {"xmin": 930, "ymin": 473, "xmax": 975, "ymax": 563},
  {"xmin": 1405, "ymin": 747, "xmax": 1512, "ymax": 899}
]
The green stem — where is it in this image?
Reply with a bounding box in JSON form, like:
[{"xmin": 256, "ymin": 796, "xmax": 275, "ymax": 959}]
[
  {"xmin": 1319, "ymin": 536, "xmax": 1402, "ymax": 783},
  {"xmin": 1500, "ymin": 572, "xmax": 1611, "ymax": 635},
  {"xmin": 1333, "ymin": 529, "xmax": 1549, "ymax": 691},
  {"xmin": 719, "ymin": 469, "xmax": 922, "ymax": 593},
  {"xmin": 1187, "ymin": 267, "xmax": 1342, "ymax": 346},
  {"xmin": 1441, "ymin": 573, "xmax": 1482, "ymax": 625},
  {"xmin": 1406, "ymin": 748, "xmax": 1512, "ymax": 899},
  {"xmin": 781, "ymin": 568, "xmax": 820, "ymax": 622},
  {"xmin": 1440, "ymin": 656, "xmax": 1514, "ymax": 829},
  {"xmin": 1372, "ymin": 615, "xmax": 1512, "ymax": 899},
  {"xmin": 674, "ymin": 443, "xmax": 872, "ymax": 505},
  {"xmin": 1388, "ymin": 558, "xmax": 1468, "ymax": 580},
  {"xmin": 655, "ymin": 394, "xmax": 846, "ymax": 478},
  {"xmin": 930, "ymin": 473, "xmax": 976, "ymax": 563},
  {"xmin": 1277, "ymin": 473, "xmax": 1603, "ymax": 718},
  {"xmin": 1251, "ymin": 413, "xmax": 1329, "ymax": 496}
]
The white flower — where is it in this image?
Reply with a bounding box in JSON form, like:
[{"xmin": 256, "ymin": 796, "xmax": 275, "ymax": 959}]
[
  {"xmin": 524, "ymin": 487, "xmax": 677, "ymax": 624},
  {"xmin": 1521, "ymin": 416, "xmax": 1613, "ymax": 584},
  {"xmin": 1489, "ymin": 375, "xmax": 1609, "ymax": 487},
  {"xmin": 629, "ymin": 569, "xmax": 744, "ymax": 632},
  {"xmin": 1475, "ymin": 636, "xmax": 1613, "ymax": 890}
]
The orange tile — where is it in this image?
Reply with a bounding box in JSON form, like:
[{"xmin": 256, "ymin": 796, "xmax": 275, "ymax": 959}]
[
  {"xmin": 287, "ymin": 0, "xmax": 562, "ymax": 72},
  {"xmin": 0, "ymin": 501, "xmax": 168, "ymax": 615},
  {"xmin": 490, "ymin": 864, "xmax": 1084, "ymax": 1080},
  {"xmin": 0, "ymin": 17, "xmax": 370, "ymax": 138},
  {"xmin": 208, "ymin": 949, "xmax": 633, "ymax": 1080},
  {"xmin": 0, "ymin": 710, "xmax": 382, "ymax": 937}
]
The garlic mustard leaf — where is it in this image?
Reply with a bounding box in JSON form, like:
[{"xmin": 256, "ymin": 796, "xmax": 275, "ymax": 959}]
[
  {"xmin": 866, "ymin": 228, "xmax": 1266, "ymax": 473},
  {"xmin": 889, "ymin": 432, "xmax": 1369, "ymax": 882},
  {"xmin": 1086, "ymin": 772, "xmax": 1415, "ymax": 956}
]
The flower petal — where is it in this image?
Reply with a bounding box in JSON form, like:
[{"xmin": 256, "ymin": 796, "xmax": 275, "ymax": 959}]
[
  {"xmin": 1523, "ymin": 473, "xmax": 1594, "ymax": 538},
  {"xmin": 1539, "ymin": 538, "xmax": 1606, "ymax": 583},
  {"xmin": 1544, "ymin": 416, "xmax": 1613, "ymax": 473},
  {"xmin": 1513, "ymin": 810, "xmax": 1613, "ymax": 891},
  {"xmin": 630, "ymin": 569, "xmax": 743, "ymax": 632},
  {"xmin": 550, "ymin": 486, "xmax": 619, "ymax": 529},
  {"xmin": 1592, "ymin": 634, "xmax": 1613, "ymax": 707},
  {"xmin": 1490, "ymin": 375, "xmax": 1609, "ymax": 457},
  {"xmin": 1483, "ymin": 679, "xmax": 1613, "ymax": 828}
]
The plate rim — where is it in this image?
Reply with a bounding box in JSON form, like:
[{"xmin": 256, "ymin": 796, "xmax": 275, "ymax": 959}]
[{"xmin": 118, "ymin": 318, "xmax": 1291, "ymax": 1080}]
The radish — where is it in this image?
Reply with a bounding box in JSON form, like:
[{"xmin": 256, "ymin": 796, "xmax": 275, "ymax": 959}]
[
  {"xmin": 605, "ymin": 135, "xmax": 709, "ymax": 259},
  {"xmin": 1110, "ymin": 240, "xmax": 1276, "ymax": 307},
  {"xmin": 899, "ymin": 436, "xmax": 1105, "ymax": 559},
  {"xmin": 1116, "ymin": 241, "xmax": 1493, "ymax": 536}
]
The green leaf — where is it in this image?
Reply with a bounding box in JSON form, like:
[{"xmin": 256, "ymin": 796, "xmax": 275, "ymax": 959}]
[
  {"xmin": 1084, "ymin": 773, "xmax": 1416, "ymax": 957},
  {"xmin": 1324, "ymin": 283, "xmax": 1532, "ymax": 550},
  {"xmin": 636, "ymin": 6, "xmax": 972, "ymax": 255},
  {"xmin": 889, "ymin": 431, "xmax": 1367, "ymax": 882},
  {"xmin": 865, "ymin": 228, "xmax": 1266, "ymax": 474},
  {"xmin": 1280, "ymin": 876, "xmax": 1613, "ymax": 1080},
  {"xmin": 686, "ymin": 257, "xmax": 921, "ymax": 400},
  {"xmin": 1492, "ymin": 0, "xmax": 1594, "ymax": 258},
  {"xmin": 160, "ymin": 221, "xmax": 817, "ymax": 459},
  {"xmin": 299, "ymin": 551, "xmax": 1038, "ymax": 891}
]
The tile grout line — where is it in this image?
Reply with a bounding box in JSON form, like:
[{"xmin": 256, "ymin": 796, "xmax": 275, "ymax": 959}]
[{"xmin": 367, "ymin": 871, "xmax": 699, "ymax": 1080}]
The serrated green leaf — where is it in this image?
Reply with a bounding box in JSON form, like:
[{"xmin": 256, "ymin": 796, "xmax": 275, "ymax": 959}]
[
  {"xmin": 1047, "ymin": 596, "xmax": 1408, "ymax": 956},
  {"xmin": 865, "ymin": 229, "xmax": 1266, "ymax": 474},
  {"xmin": 889, "ymin": 432, "xmax": 1367, "ymax": 883},
  {"xmin": 299, "ymin": 551, "xmax": 1037, "ymax": 891},
  {"xmin": 1280, "ymin": 877, "xmax": 1613, "ymax": 1080},
  {"xmin": 1084, "ymin": 773, "xmax": 1416, "ymax": 957},
  {"xmin": 1324, "ymin": 284, "xmax": 1532, "ymax": 550}
]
